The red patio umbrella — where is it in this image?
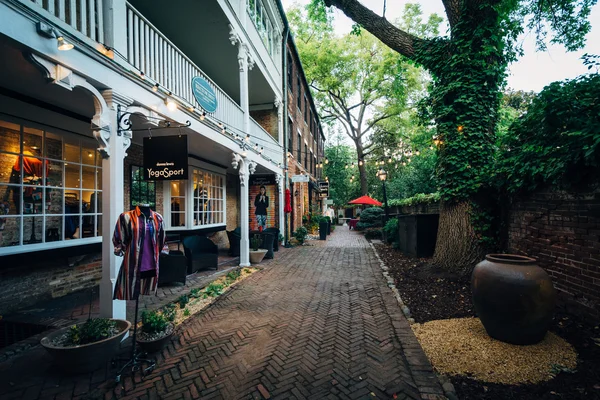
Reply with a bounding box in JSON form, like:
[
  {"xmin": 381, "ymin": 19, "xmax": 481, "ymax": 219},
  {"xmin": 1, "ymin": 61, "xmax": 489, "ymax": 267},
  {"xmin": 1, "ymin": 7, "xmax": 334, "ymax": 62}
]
[
  {"xmin": 284, "ymin": 188, "xmax": 292, "ymax": 213},
  {"xmin": 348, "ymin": 195, "xmax": 382, "ymax": 206}
]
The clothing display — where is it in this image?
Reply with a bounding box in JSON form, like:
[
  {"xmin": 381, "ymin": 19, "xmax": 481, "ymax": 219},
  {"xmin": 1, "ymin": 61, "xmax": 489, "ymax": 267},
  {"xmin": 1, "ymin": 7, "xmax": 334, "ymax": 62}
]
[
  {"xmin": 113, "ymin": 206, "xmax": 165, "ymax": 300},
  {"xmin": 254, "ymin": 192, "xmax": 269, "ymax": 229}
]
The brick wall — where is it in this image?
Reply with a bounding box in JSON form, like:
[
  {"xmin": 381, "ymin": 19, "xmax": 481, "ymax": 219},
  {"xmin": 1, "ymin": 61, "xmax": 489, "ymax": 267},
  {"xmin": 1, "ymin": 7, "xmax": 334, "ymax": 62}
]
[
  {"xmin": 250, "ymin": 109, "xmax": 278, "ymax": 140},
  {"xmin": 507, "ymin": 188, "xmax": 600, "ymax": 320},
  {"xmin": 0, "ymin": 252, "xmax": 101, "ymax": 315}
]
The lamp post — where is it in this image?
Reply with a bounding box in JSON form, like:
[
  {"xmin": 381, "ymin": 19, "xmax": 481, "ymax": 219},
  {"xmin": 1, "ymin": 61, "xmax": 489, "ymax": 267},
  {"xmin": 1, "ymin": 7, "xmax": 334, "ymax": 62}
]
[{"xmin": 378, "ymin": 168, "xmax": 389, "ymax": 222}]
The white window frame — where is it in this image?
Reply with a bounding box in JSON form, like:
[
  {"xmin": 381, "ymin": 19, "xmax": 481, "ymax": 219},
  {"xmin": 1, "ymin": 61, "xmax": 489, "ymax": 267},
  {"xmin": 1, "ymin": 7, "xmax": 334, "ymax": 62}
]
[
  {"xmin": 163, "ymin": 160, "xmax": 227, "ymax": 231},
  {"xmin": 0, "ymin": 116, "xmax": 102, "ymax": 256}
]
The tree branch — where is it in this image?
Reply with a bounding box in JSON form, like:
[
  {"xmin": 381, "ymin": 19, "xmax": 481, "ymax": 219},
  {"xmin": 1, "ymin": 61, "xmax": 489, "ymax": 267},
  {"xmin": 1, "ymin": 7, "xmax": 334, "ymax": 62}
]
[
  {"xmin": 441, "ymin": 0, "xmax": 461, "ymax": 30},
  {"xmin": 323, "ymin": 0, "xmax": 426, "ymax": 60}
]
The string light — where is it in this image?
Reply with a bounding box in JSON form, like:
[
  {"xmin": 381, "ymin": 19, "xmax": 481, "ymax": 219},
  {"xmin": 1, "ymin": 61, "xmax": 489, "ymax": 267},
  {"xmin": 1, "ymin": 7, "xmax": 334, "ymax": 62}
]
[
  {"xmin": 200, "ymin": 111, "xmax": 206, "ymax": 121},
  {"xmin": 221, "ymin": 126, "xmax": 226, "ymax": 134},
  {"xmin": 152, "ymin": 84, "xmax": 159, "ymax": 92},
  {"xmin": 345, "ymin": 163, "xmax": 348, "ymax": 169},
  {"xmin": 188, "ymin": 106, "xmax": 195, "ymax": 112},
  {"xmin": 359, "ymin": 160, "xmax": 363, "ymax": 166},
  {"xmin": 245, "ymin": 134, "xmax": 250, "ymax": 142},
  {"xmin": 260, "ymin": 147, "xmax": 264, "ymax": 154},
  {"xmin": 254, "ymin": 143, "xmax": 259, "ymax": 151},
  {"xmin": 325, "ymin": 157, "xmax": 329, "ymax": 164}
]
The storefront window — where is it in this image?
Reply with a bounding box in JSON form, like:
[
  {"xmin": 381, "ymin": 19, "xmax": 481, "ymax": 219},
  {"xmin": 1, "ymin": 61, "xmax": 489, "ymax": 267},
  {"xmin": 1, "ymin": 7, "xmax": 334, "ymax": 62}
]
[
  {"xmin": 130, "ymin": 166, "xmax": 156, "ymax": 210},
  {"xmin": 193, "ymin": 169, "xmax": 224, "ymax": 227},
  {"xmin": 0, "ymin": 118, "xmax": 102, "ymax": 252},
  {"xmin": 169, "ymin": 180, "xmax": 186, "ymax": 227},
  {"xmin": 166, "ymin": 167, "xmax": 226, "ymax": 230}
]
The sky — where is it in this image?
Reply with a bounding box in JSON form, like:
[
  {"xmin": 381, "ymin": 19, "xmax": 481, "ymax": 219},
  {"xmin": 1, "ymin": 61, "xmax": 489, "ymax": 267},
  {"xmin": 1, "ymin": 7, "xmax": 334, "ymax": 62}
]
[{"xmin": 281, "ymin": 0, "xmax": 600, "ymax": 93}]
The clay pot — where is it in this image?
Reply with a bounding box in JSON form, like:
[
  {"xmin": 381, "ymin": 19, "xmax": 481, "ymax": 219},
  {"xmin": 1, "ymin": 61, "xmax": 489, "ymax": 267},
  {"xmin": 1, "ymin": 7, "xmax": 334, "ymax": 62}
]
[{"xmin": 471, "ymin": 254, "xmax": 556, "ymax": 345}]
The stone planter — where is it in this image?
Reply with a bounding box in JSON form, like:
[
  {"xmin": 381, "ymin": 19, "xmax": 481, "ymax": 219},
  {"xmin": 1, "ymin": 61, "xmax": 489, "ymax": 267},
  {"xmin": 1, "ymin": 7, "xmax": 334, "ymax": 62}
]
[
  {"xmin": 249, "ymin": 249, "xmax": 268, "ymax": 264},
  {"xmin": 136, "ymin": 324, "xmax": 174, "ymax": 353},
  {"xmin": 471, "ymin": 254, "xmax": 556, "ymax": 345},
  {"xmin": 40, "ymin": 319, "xmax": 131, "ymax": 373}
]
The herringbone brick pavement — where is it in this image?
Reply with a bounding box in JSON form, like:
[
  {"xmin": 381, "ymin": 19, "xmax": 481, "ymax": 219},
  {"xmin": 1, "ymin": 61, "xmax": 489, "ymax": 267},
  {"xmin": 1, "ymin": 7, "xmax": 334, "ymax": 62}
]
[{"xmin": 0, "ymin": 229, "xmax": 444, "ymax": 400}]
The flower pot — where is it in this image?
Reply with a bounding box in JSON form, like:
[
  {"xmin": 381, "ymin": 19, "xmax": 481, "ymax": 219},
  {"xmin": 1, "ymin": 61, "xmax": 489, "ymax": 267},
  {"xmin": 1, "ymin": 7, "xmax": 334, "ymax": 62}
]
[
  {"xmin": 136, "ymin": 324, "xmax": 174, "ymax": 353},
  {"xmin": 319, "ymin": 222, "xmax": 328, "ymax": 240},
  {"xmin": 471, "ymin": 254, "xmax": 556, "ymax": 345},
  {"xmin": 249, "ymin": 249, "xmax": 268, "ymax": 264},
  {"xmin": 40, "ymin": 319, "xmax": 131, "ymax": 373}
]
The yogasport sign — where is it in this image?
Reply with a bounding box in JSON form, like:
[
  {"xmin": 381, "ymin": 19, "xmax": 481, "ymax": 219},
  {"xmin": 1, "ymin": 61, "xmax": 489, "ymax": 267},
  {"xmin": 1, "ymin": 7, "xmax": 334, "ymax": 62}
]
[{"xmin": 143, "ymin": 135, "xmax": 188, "ymax": 180}]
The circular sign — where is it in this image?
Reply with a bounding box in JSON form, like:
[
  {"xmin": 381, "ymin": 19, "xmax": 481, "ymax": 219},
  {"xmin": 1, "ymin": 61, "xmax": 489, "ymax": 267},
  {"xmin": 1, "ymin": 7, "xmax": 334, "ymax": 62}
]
[{"xmin": 191, "ymin": 76, "xmax": 218, "ymax": 113}]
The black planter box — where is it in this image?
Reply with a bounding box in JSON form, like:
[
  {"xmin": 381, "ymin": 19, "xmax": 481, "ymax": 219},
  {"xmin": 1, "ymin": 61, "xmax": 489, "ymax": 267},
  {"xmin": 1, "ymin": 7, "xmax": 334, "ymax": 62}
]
[
  {"xmin": 397, "ymin": 214, "xmax": 439, "ymax": 257},
  {"xmin": 319, "ymin": 222, "xmax": 328, "ymax": 240}
]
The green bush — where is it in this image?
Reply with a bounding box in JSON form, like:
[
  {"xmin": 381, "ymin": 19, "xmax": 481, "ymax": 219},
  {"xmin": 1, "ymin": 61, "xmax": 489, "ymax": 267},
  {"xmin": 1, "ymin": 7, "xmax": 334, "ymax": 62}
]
[
  {"xmin": 67, "ymin": 318, "xmax": 118, "ymax": 345},
  {"xmin": 205, "ymin": 282, "xmax": 225, "ymax": 297},
  {"xmin": 383, "ymin": 218, "xmax": 399, "ymax": 244},
  {"xmin": 141, "ymin": 309, "xmax": 170, "ymax": 334},
  {"xmin": 177, "ymin": 294, "xmax": 189, "ymax": 308},
  {"xmin": 355, "ymin": 207, "xmax": 384, "ymax": 230},
  {"xmin": 162, "ymin": 304, "xmax": 177, "ymax": 322},
  {"xmin": 294, "ymin": 226, "xmax": 308, "ymax": 244},
  {"xmin": 388, "ymin": 193, "xmax": 440, "ymax": 207},
  {"xmin": 364, "ymin": 228, "xmax": 382, "ymax": 240}
]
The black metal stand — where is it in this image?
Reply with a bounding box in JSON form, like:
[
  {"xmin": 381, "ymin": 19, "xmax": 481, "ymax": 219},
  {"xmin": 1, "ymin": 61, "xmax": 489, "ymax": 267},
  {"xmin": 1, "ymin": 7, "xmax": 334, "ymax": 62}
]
[{"xmin": 115, "ymin": 297, "xmax": 156, "ymax": 383}]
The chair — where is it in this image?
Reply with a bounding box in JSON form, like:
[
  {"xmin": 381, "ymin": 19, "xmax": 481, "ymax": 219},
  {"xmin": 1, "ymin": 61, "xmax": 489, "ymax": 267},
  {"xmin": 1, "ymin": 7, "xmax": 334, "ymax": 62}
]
[
  {"xmin": 182, "ymin": 236, "xmax": 219, "ymax": 273},
  {"xmin": 348, "ymin": 219, "xmax": 359, "ymax": 230},
  {"xmin": 158, "ymin": 251, "xmax": 187, "ymax": 286},
  {"xmin": 260, "ymin": 232, "xmax": 275, "ymax": 259},
  {"xmin": 264, "ymin": 228, "xmax": 280, "ymax": 252},
  {"xmin": 227, "ymin": 228, "xmax": 241, "ymax": 257}
]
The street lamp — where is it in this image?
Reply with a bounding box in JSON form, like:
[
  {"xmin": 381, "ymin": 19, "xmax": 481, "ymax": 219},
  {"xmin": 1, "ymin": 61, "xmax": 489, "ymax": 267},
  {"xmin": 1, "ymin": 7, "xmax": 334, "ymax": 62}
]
[{"xmin": 378, "ymin": 168, "xmax": 389, "ymax": 222}]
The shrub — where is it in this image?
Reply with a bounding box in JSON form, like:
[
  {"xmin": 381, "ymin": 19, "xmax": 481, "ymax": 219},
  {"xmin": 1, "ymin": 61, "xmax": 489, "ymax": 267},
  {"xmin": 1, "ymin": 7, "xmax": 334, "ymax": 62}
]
[
  {"xmin": 383, "ymin": 218, "xmax": 399, "ymax": 244},
  {"xmin": 358, "ymin": 207, "xmax": 384, "ymax": 225},
  {"xmin": 67, "ymin": 318, "xmax": 118, "ymax": 345},
  {"xmin": 250, "ymin": 234, "xmax": 261, "ymax": 251},
  {"xmin": 162, "ymin": 304, "xmax": 177, "ymax": 322},
  {"xmin": 294, "ymin": 226, "xmax": 308, "ymax": 244},
  {"xmin": 205, "ymin": 282, "xmax": 225, "ymax": 297},
  {"xmin": 177, "ymin": 294, "xmax": 189, "ymax": 308},
  {"xmin": 388, "ymin": 193, "xmax": 440, "ymax": 207},
  {"xmin": 141, "ymin": 310, "xmax": 170, "ymax": 334},
  {"xmin": 364, "ymin": 228, "xmax": 382, "ymax": 240},
  {"xmin": 226, "ymin": 269, "xmax": 241, "ymax": 282}
]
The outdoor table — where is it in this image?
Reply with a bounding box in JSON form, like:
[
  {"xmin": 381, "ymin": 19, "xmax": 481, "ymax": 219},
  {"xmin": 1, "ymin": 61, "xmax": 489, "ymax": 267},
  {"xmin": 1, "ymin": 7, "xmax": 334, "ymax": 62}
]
[{"xmin": 339, "ymin": 217, "xmax": 350, "ymax": 226}]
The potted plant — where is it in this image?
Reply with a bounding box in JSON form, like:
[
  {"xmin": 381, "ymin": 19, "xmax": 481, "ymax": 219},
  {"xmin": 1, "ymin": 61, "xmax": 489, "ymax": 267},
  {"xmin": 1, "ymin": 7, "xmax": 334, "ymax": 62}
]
[
  {"xmin": 293, "ymin": 226, "xmax": 308, "ymax": 245},
  {"xmin": 136, "ymin": 306, "xmax": 176, "ymax": 352},
  {"xmin": 40, "ymin": 318, "xmax": 131, "ymax": 373},
  {"xmin": 249, "ymin": 234, "xmax": 267, "ymax": 264}
]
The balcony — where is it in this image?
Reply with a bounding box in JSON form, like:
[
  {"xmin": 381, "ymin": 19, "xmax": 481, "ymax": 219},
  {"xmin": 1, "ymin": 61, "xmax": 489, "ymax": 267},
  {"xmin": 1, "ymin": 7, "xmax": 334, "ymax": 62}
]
[{"xmin": 14, "ymin": 0, "xmax": 283, "ymax": 163}]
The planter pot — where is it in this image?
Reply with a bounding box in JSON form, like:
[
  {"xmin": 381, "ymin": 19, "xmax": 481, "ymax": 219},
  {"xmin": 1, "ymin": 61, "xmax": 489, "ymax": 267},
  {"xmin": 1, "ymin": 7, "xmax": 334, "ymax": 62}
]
[
  {"xmin": 471, "ymin": 254, "xmax": 556, "ymax": 345},
  {"xmin": 137, "ymin": 324, "xmax": 174, "ymax": 353},
  {"xmin": 319, "ymin": 222, "xmax": 328, "ymax": 240},
  {"xmin": 249, "ymin": 249, "xmax": 268, "ymax": 264},
  {"xmin": 40, "ymin": 319, "xmax": 131, "ymax": 373}
]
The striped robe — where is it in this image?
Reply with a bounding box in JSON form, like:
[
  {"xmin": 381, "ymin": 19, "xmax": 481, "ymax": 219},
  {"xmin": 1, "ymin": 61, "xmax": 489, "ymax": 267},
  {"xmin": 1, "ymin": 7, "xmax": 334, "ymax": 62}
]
[{"xmin": 113, "ymin": 207, "xmax": 165, "ymax": 300}]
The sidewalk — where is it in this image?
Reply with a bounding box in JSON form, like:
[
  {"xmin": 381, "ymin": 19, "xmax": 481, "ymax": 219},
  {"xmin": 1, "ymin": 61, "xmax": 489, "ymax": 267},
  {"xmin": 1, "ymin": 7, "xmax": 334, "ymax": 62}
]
[{"xmin": 0, "ymin": 229, "xmax": 444, "ymax": 399}]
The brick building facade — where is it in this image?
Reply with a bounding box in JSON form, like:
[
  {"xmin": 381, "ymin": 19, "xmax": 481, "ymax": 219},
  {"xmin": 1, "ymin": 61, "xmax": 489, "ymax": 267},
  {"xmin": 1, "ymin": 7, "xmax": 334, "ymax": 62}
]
[
  {"xmin": 285, "ymin": 36, "xmax": 326, "ymax": 235},
  {"xmin": 507, "ymin": 188, "xmax": 600, "ymax": 321}
]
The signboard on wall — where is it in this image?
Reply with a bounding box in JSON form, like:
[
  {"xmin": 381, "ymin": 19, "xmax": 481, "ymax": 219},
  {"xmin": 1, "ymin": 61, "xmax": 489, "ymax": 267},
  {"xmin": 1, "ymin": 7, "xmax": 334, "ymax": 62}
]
[
  {"xmin": 191, "ymin": 77, "xmax": 218, "ymax": 113},
  {"xmin": 250, "ymin": 175, "xmax": 277, "ymax": 186},
  {"xmin": 143, "ymin": 135, "xmax": 188, "ymax": 180},
  {"xmin": 319, "ymin": 181, "xmax": 329, "ymax": 197},
  {"xmin": 291, "ymin": 174, "xmax": 309, "ymax": 183}
]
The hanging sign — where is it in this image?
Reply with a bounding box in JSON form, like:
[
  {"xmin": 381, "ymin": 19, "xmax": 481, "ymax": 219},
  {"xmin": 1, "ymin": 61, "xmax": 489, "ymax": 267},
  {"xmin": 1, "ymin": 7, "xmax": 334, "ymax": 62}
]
[
  {"xmin": 191, "ymin": 77, "xmax": 218, "ymax": 113},
  {"xmin": 143, "ymin": 135, "xmax": 188, "ymax": 180},
  {"xmin": 291, "ymin": 174, "xmax": 309, "ymax": 183},
  {"xmin": 250, "ymin": 175, "xmax": 277, "ymax": 186},
  {"xmin": 319, "ymin": 181, "xmax": 329, "ymax": 197}
]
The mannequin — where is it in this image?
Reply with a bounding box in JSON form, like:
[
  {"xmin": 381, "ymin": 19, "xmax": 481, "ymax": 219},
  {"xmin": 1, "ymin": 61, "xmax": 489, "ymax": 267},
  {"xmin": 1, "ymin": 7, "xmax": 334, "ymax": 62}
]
[{"xmin": 113, "ymin": 203, "xmax": 165, "ymax": 300}]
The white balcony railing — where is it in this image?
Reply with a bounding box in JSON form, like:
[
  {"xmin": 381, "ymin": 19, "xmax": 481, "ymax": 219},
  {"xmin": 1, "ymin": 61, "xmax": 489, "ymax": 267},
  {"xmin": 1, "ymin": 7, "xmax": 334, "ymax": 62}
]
[
  {"xmin": 126, "ymin": 2, "xmax": 244, "ymax": 132},
  {"xmin": 250, "ymin": 118, "xmax": 282, "ymax": 164},
  {"xmin": 27, "ymin": 0, "xmax": 105, "ymax": 42}
]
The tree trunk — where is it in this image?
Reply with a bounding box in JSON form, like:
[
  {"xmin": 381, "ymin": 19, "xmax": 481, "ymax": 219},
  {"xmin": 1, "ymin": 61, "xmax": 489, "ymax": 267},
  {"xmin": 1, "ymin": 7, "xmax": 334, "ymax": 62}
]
[
  {"xmin": 432, "ymin": 201, "xmax": 485, "ymax": 276},
  {"xmin": 355, "ymin": 141, "xmax": 368, "ymax": 195}
]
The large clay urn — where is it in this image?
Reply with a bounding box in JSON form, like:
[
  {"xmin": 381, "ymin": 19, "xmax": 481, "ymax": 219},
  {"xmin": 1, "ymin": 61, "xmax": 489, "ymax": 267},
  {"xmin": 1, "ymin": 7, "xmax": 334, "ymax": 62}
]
[{"xmin": 471, "ymin": 254, "xmax": 556, "ymax": 345}]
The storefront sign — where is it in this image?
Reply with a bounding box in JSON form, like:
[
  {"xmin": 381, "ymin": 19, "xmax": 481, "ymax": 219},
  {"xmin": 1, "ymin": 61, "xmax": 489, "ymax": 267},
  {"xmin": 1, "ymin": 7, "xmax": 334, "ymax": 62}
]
[
  {"xmin": 143, "ymin": 135, "xmax": 188, "ymax": 180},
  {"xmin": 250, "ymin": 175, "xmax": 276, "ymax": 186},
  {"xmin": 191, "ymin": 77, "xmax": 218, "ymax": 113},
  {"xmin": 326, "ymin": 199, "xmax": 334, "ymax": 205},
  {"xmin": 291, "ymin": 174, "xmax": 309, "ymax": 183},
  {"xmin": 319, "ymin": 180, "xmax": 329, "ymax": 197}
]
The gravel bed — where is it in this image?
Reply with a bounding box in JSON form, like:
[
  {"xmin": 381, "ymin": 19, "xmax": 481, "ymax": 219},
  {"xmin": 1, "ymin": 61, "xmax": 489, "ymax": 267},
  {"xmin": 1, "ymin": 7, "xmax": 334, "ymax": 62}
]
[{"xmin": 412, "ymin": 317, "xmax": 577, "ymax": 384}]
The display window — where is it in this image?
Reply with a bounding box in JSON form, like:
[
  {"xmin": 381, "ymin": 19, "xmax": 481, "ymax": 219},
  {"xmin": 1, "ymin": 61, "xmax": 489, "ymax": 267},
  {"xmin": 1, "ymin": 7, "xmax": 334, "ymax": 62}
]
[
  {"xmin": 0, "ymin": 118, "xmax": 102, "ymax": 253},
  {"xmin": 165, "ymin": 166, "xmax": 225, "ymax": 230},
  {"xmin": 130, "ymin": 165, "xmax": 156, "ymax": 210}
]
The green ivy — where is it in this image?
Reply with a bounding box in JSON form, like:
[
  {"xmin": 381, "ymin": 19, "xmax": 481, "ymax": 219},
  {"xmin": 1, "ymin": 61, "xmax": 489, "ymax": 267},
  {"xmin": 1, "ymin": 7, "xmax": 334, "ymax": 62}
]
[
  {"xmin": 388, "ymin": 193, "xmax": 440, "ymax": 207},
  {"xmin": 498, "ymin": 73, "xmax": 600, "ymax": 193}
]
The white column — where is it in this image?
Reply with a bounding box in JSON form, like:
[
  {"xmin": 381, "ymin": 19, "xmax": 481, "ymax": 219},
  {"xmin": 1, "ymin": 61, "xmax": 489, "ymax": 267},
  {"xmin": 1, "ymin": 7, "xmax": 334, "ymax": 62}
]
[
  {"xmin": 276, "ymin": 173, "xmax": 285, "ymax": 234},
  {"xmin": 230, "ymin": 27, "xmax": 254, "ymax": 136},
  {"xmin": 95, "ymin": 90, "xmax": 132, "ymax": 319},
  {"xmin": 232, "ymin": 154, "xmax": 256, "ymax": 267},
  {"xmin": 102, "ymin": 0, "xmax": 128, "ymax": 59},
  {"xmin": 275, "ymin": 97, "xmax": 284, "ymax": 147}
]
